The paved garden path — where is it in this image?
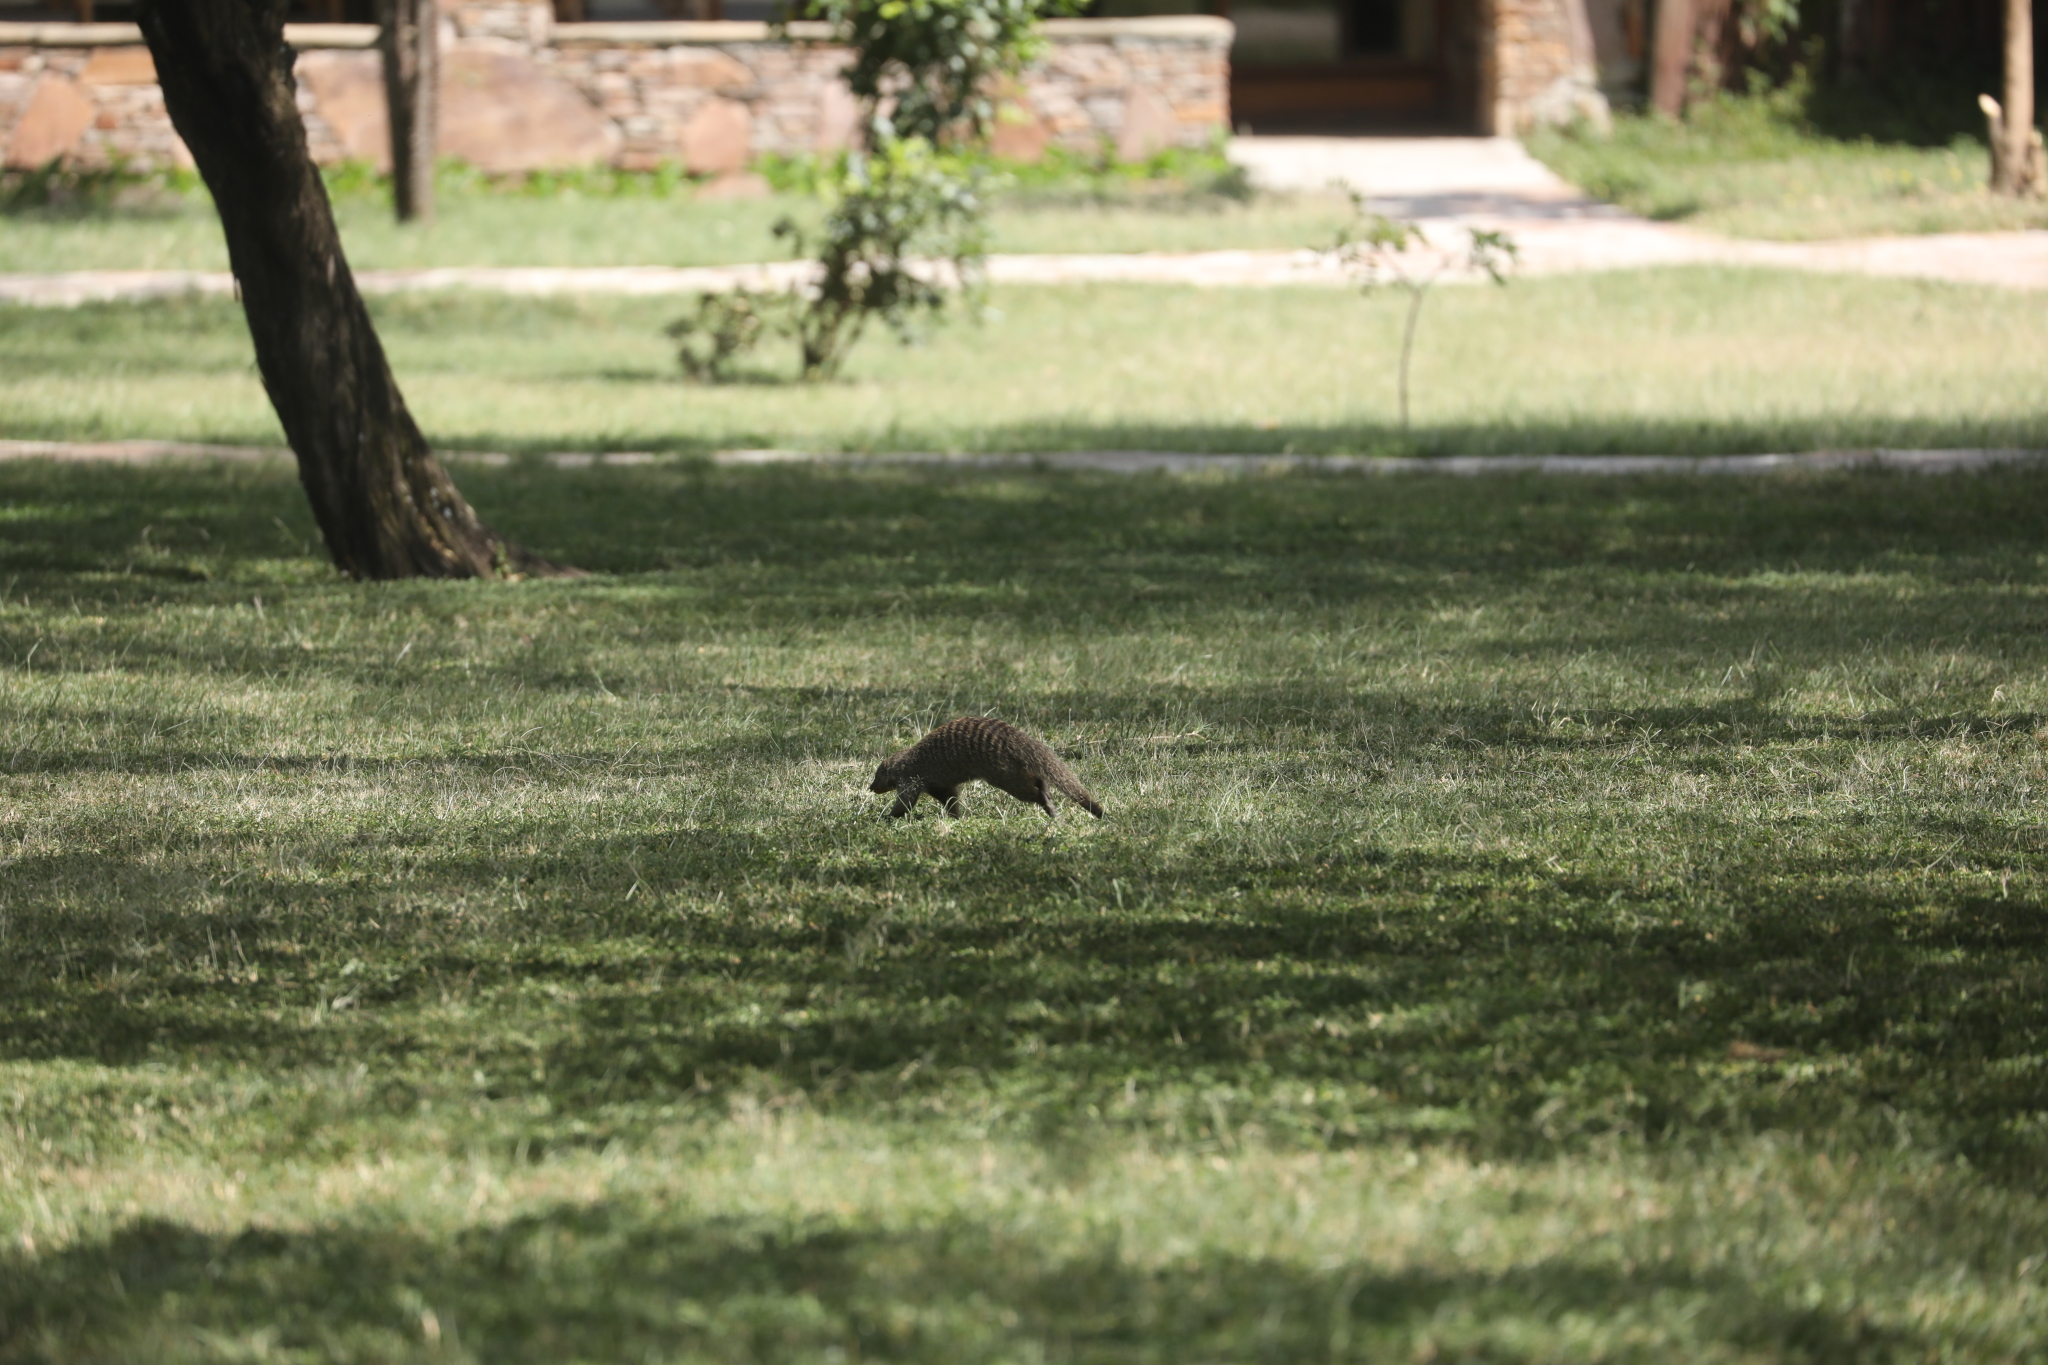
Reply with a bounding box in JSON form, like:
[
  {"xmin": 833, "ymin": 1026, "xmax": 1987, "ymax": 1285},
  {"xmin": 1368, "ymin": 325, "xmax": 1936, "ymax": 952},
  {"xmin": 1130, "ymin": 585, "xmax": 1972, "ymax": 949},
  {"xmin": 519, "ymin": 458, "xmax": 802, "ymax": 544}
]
[{"xmin": 4, "ymin": 136, "xmax": 2048, "ymax": 306}]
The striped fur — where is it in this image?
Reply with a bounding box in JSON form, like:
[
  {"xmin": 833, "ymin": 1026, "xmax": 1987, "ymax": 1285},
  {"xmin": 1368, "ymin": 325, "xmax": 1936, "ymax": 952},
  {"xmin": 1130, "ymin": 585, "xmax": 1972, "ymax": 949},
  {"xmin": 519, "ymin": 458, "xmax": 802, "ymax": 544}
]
[{"xmin": 869, "ymin": 717, "xmax": 1103, "ymax": 820}]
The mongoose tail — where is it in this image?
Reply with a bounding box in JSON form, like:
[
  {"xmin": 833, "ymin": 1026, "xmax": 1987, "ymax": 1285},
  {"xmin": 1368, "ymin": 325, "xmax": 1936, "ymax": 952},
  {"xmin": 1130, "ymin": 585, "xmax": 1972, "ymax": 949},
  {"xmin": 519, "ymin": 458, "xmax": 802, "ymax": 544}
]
[
  {"xmin": 869, "ymin": 717, "xmax": 1103, "ymax": 820},
  {"xmin": 1046, "ymin": 767, "xmax": 1104, "ymax": 818}
]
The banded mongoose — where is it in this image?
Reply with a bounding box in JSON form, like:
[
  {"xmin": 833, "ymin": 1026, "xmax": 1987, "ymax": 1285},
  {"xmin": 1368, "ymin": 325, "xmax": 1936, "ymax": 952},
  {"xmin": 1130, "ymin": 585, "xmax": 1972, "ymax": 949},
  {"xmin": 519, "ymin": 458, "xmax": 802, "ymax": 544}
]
[{"xmin": 869, "ymin": 717, "xmax": 1104, "ymax": 820}]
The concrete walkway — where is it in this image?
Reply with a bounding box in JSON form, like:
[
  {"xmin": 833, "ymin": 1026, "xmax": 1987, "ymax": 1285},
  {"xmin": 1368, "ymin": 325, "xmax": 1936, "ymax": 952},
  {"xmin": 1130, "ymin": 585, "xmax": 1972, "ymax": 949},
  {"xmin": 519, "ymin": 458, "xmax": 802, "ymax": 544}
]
[
  {"xmin": 8, "ymin": 227, "xmax": 2048, "ymax": 306},
  {"xmin": 1224, "ymin": 136, "xmax": 2048, "ymax": 289},
  {"xmin": 4, "ymin": 136, "xmax": 2048, "ymax": 304},
  {"xmin": 1228, "ymin": 134, "xmax": 1595, "ymax": 216}
]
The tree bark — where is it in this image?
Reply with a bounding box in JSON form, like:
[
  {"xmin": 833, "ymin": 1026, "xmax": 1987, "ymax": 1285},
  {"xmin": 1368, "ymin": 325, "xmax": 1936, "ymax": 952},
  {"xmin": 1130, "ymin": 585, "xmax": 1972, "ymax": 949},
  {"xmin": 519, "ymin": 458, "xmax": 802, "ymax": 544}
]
[
  {"xmin": 380, "ymin": 0, "xmax": 437, "ymax": 224},
  {"xmin": 135, "ymin": 0, "xmax": 569, "ymax": 580}
]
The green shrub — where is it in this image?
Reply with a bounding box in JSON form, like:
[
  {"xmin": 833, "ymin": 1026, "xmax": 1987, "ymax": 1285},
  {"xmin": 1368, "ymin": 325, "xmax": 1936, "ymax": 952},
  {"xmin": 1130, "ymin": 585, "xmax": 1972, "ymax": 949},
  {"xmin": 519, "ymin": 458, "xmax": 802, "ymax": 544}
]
[{"xmin": 673, "ymin": 0, "xmax": 1070, "ymax": 382}]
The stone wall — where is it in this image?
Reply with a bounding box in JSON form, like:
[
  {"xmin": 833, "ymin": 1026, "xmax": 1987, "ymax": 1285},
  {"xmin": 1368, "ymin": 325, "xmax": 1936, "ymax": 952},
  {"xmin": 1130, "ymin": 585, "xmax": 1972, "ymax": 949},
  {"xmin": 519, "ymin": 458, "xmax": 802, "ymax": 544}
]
[
  {"xmin": 0, "ymin": 3, "xmax": 1232, "ymax": 176},
  {"xmin": 0, "ymin": 26, "xmax": 194, "ymax": 171},
  {"xmin": 1486, "ymin": 0, "xmax": 1609, "ymax": 134}
]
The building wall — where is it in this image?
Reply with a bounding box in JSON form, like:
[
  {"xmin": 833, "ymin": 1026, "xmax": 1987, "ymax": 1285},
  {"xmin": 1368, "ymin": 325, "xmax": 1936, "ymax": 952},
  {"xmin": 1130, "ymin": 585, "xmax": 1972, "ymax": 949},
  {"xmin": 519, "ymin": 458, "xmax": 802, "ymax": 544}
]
[
  {"xmin": 1, "ymin": 0, "xmax": 1610, "ymax": 174},
  {"xmin": 0, "ymin": 32, "xmax": 191, "ymax": 171},
  {"xmin": 0, "ymin": 3, "xmax": 1232, "ymax": 175},
  {"xmin": 1485, "ymin": 0, "xmax": 1608, "ymax": 134},
  {"xmin": 1582, "ymin": 0, "xmax": 1645, "ymax": 101}
]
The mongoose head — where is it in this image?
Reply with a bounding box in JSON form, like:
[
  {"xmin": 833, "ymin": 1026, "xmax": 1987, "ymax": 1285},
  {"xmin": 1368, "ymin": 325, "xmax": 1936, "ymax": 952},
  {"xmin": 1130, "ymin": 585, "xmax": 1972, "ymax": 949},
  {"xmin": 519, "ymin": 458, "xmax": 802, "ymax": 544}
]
[{"xmin": 868, "ymin": 754, "xmax": 905, "ymax": 793}]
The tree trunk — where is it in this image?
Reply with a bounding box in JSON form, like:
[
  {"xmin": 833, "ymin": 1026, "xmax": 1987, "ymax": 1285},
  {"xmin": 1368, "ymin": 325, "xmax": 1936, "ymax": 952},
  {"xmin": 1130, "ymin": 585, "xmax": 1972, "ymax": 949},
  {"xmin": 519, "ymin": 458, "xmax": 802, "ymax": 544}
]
[
  {"xmin": 135, "ymin": 0, "xmax": 570, "ymax": 580},
  {"xmin": 380, "ymin": 0, "xmax": 437, "ymax": 224},
  {"xmin": 1991, "ymin": 0, "xmax": 2043, "ymax": 197},
  {"xmin": 1650, "ymin": 0, "xmax": 1693, "ymax": 116}
]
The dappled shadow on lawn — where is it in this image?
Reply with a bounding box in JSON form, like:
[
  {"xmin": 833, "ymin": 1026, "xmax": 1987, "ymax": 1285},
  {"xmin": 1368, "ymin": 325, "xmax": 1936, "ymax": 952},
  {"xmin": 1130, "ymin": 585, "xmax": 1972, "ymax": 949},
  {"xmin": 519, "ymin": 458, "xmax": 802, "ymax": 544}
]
[
  {"xmin": 3, "ymin": 798, "xmax": 2043, "ymax": 1171},
  {"xmin": 10, "ymin": 683, "xmax": 2040, "ymax": 780},
  {"xmin": 0, "ymin": 1205, "xmax": 1923, "ymax": 1364},
  {"xmin": 774, "ymin": 413, "xmax": 2048, "ymax": 463},
  {"xmin": 413, "ymin": 409, "xmax": 2048, "ymax": 467},
  {"xmin": 4, "ymin": 456, "xmax": 2048, "ymax": 1176},
  {"xmin": 5, "ymin": 453, "xmax": 2047, "ymax": 611}
]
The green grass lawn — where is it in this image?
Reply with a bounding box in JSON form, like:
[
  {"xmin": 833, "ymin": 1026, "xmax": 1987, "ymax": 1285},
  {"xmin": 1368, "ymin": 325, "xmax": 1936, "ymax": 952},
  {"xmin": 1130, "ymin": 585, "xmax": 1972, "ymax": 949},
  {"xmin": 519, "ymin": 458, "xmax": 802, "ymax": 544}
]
[
  {"xmin": 0, "ymin": 170, "xmax": 1349, "ymax": 275},
  {"xmin": 5, "ymin": 269, "xmax": 2048, "ymax": 458},
  {"xmin": 2, "ymin": 454, "xmax": 2046, "ymax": 1360},
  {"xmin": 1527, "ymin": 87, "xmax": 2048, "ymax": 240}
]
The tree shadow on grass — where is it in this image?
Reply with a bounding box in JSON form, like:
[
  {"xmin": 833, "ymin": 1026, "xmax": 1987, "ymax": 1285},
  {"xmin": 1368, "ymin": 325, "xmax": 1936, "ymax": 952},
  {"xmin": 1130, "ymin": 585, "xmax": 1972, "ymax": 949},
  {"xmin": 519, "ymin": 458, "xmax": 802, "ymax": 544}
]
[
  {"xmin": 5, "ymin": 456, "xmax": 2048, "ymax": 598},
  {"xmin": 4, "ymin": 458, "xmax": 2048, "ymax": 1173},
  {"xmin": 2, "ymin": 805, "xmax": 2043, "ymax": 1170},
  {"xmin": 606, "ymin": 365, "xmax": 819, "ymax": 388},
  {"xmin": 0, "ymin": 1205, "xmax": 1926, "ymax": 1364},
  {"xmin": 437, "ymin": 410, "xmax": 2048, "ymax": 464}
]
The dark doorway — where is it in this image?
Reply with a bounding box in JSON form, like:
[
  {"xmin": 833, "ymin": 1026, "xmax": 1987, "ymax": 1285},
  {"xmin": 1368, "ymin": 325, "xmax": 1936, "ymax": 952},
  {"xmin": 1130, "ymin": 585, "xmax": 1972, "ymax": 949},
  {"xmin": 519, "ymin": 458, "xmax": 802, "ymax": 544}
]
[{"xmin": 1223, "ymin": 0, "xmax": 1463, "ymax": 131}]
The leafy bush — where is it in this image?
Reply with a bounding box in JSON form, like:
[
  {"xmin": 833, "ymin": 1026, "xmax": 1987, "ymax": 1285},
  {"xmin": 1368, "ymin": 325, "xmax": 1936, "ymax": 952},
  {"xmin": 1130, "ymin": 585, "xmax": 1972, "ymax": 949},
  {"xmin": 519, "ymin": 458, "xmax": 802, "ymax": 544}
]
[
  {"xmin": 755, "ymin": 139, "xmax": 1249, "ymax": 205},
  {"xmin": 777, "ymin": 138, "xmax": 993, "ymax": 379},
  {"xmin": 664, "ymin": 288, "xmax": 783, "ymax": 382},
  {"xmin": 672, "ymin": 140, "xmax": 992, "ymax": 382},
  {"xmin": 794, "ymin": 0, "xmax": 1065, "ymax": 144},
  {"xmin": 1, "ymin": 160, "xmax": 202, "ymax": 216},
  {"xmin": 673, "ymin": 0, "xmax": 1069, "ymax": 382}
]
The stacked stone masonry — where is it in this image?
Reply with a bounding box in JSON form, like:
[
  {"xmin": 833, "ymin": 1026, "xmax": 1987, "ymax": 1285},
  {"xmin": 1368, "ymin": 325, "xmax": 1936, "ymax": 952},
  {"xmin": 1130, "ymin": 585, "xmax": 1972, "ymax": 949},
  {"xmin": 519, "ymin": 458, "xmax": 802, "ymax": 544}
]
[
  {"xmin": 2, "ymin": 0, "xmax": 1606, "ymax": 174},
  {"xmin": 0, "ymin": 34, "xmax": 193, "ymax": 171},
  {"xmin": 0, "ymin": 2, "xmax": 1232, "ymax": 175},
  {"xmin": 1487, "ymin": 0, "xmax": 1607, "ymax": 134}
]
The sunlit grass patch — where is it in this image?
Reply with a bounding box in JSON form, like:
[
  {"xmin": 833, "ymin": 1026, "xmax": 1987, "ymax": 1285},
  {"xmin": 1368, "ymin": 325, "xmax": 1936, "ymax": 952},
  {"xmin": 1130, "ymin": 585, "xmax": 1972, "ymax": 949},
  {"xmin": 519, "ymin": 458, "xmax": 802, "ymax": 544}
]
[
  {"xmin": 0, "ymin": 166, "xmax": 1346, "ymax": 276},
  {"xmin": 5, "ymin": 270, "xmax": 2047, "ymax": 456}
]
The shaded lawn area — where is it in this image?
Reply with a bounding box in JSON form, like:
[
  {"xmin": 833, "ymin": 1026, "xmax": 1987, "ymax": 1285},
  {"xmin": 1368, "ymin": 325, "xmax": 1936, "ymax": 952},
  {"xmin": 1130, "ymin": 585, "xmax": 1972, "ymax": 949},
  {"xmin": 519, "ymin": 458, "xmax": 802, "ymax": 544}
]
[
  {"xmin": 5, "ymin": 269, "xmax": 2048, "ymax": 457},
  {"xmin": 1, "ymin": 456, "xmax": 2045, "ymax": 1360}
]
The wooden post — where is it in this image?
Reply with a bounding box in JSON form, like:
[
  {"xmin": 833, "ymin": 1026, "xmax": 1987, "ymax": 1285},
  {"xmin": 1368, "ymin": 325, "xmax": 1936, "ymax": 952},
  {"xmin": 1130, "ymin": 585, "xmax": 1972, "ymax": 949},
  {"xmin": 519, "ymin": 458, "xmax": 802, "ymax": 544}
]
[
  {"xmin": 1476, "ymin": 0, "xmax": 1500, "ymax": 135},
  {"xmin": 1650, "ymin": 0, "xmax": 1692, "ymax": 117},
  {"xmin": 1563, "ymin": 0, "xmax": 1597, "ymax": 75},
  {"xmin": 379, "ymin": 0, "xmax": 436, "ymax": 224},
  {"xmin": 1989, "ymin": 0, "xmax": 2043, "ymax": 197}
]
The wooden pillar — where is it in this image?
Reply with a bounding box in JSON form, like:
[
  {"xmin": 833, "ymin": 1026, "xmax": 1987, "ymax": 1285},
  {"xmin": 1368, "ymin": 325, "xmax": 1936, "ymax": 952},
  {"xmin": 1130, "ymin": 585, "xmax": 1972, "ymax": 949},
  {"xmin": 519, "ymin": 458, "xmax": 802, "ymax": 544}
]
[
  {"xmin": 1563, "ymin": 0, "xmax": 1596, "ymax": 73},
  {"xmin": 1988, "ymin": 0, "xmax": 2044, "ymax": 197},
  {"xmin": 2001, "ymin": 0, "xmax": 2038, "ymax": 193},
  {"xmin": 378, "ymin": 0, "xmax": 437, "ymax": 224},
  {"xmin": 1650, "ymin": 0, "xmax": 1692, "ymax": 115},
  {"xmin": 1476, "ymin": 0, "xmax": 1499, "ymax": 135}
]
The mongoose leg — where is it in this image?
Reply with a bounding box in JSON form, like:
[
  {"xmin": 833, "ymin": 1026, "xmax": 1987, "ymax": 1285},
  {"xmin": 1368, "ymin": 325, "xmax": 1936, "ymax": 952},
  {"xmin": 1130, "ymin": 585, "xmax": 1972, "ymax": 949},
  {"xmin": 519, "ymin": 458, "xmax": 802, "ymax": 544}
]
[
  {"xmin": 887, "ymin": 781, "xmax": 924, "ymax": 819},
  {"xmin": 928, "ymin": 786, "xmax": 964, "ymax": 818},
  {"xmin": 1033, "ymin": 778, "xmax": 1056, "ymax": 819}
]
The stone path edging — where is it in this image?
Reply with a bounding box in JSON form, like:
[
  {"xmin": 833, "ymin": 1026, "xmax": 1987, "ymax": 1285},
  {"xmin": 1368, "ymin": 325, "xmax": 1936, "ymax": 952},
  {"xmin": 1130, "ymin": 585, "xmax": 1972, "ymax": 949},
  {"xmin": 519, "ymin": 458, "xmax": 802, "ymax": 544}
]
[{"xmin": 3, "ymin": 439, "xmax": 2041, "ymax": 477}]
